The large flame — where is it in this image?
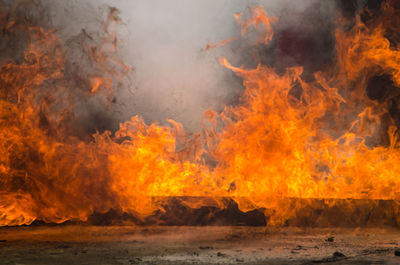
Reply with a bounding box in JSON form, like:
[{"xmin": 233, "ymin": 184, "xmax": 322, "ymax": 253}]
[{"xmin": 1, "ymin": 3, "xmax": 400, "ymax": 226}]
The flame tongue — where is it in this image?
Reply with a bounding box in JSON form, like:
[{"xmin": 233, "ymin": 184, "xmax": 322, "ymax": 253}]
[{"xmin": 1, "ymin": 3, "xmax": 400, "ymax": 227}]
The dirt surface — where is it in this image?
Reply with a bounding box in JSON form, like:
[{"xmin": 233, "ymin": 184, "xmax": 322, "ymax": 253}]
[{"xmin": 1, "ymin": 226, "xmax": 400, "ymax": 264}]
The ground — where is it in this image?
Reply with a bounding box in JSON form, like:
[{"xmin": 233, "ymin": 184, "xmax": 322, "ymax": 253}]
[{"xmin": 1, "ymin": 226, "xmax": 400, "ymax": 264}]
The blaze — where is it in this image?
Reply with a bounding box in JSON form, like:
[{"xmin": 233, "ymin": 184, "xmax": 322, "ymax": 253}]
[{"xmin": 1, "ymin": 3, "xmax": 400, "ymax": 226}]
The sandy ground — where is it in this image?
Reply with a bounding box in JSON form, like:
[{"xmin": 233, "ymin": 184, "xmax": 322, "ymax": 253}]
[{"xmin": 1, "ymin": 226, "xmax": 400, "ymax": 264}]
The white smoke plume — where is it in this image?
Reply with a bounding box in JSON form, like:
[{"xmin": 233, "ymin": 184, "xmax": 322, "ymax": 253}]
[{"xmin": 36, "ymin": 0, "xmax": 355, "ymax": 132}]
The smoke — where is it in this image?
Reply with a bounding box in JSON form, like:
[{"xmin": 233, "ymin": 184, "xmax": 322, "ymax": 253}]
[
  {"xmin": 3, "ymin": 0, "xmax": 385, "ymax": 153},
  {"xmin": 30, "ymin": 0, "xmax": 355, "ymax": 133},
  {"xmin": 3, "ymin": 0, "xmax": 386, "ymax": 148}
]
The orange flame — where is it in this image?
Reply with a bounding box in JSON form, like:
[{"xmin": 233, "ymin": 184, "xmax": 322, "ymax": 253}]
[
  {"xmin": 1, "ymin": 2, "xmax": 400, "ymax": 226},
  {"xmin": 234, "ymin": 6, "xmax": 277, "ymax": 45}
]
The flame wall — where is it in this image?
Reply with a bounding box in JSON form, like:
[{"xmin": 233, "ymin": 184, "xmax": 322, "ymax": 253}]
[{"xmin": 1, "ymin": 0, "xmax": 400, "ymax": 227}]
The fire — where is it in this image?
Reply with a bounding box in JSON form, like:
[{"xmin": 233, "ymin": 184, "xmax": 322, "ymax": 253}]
[
  {"xmin": 234, "ymin": 5, "xmax": 277, "ymax": 45},
  {"xmin": 1, "ymin": 2, "xmax": 400, "ymax": 226}
]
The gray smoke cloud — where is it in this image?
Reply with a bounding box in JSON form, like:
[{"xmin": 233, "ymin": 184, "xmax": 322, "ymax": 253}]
[{"xmin": 36, "ymin": 0, "xmax": 350, "ymax": 133}]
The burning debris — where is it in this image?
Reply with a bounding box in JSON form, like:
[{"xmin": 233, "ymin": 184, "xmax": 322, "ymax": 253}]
[{"xmin": 0, "ymin": 0, "xmax": 400, "ymax": 230}]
